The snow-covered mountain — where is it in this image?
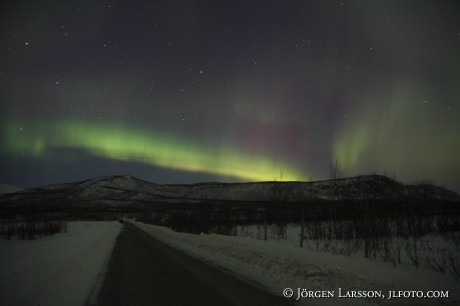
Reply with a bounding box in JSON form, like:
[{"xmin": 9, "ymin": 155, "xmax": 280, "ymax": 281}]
[{"xmin": 0, "ymin": 175, "xmax": 458, "ymax": 213}]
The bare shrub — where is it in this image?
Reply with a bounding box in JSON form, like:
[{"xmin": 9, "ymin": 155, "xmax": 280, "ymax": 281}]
[
  {"xmin": 404, "ymin": 237, "xmax": 421, "ymax": 270},
  {"xmin": 424, "ymin": 255, "xmax": 446, "ymax": 274},
  {"xmin": 424, "ymin": 249, "xmax": 460, "ymax": 282},
  {"xmin": 443, "ymin": 250, "xmax": 460, "ymax": 282},
  {"xmin": 0, "ymin": 215, "xmax": 68, "ymax": 240},
  {"xmin": 270, "ymin": 221, "xmax": 288, "ymax": 240},
  {"xmin": 378, "ymin": 238, "xmax": 398, "ymax": 267},
  {"xmin": 306, "ymin": 220, "xmax": 324, "ymax": 251}
]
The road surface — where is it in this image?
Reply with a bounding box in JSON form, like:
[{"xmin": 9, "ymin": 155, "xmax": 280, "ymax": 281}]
[{"xmin": 94, "ymin": 222, "xmax": 294, "ymax": 306}]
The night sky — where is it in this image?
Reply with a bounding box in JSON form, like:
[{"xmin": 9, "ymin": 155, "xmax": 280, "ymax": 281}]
[{"xmin": 1, "ymin": 0, "xmax": 460, "ymax": 192}]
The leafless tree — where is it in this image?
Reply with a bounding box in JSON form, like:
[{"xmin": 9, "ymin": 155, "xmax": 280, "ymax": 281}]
[
  {"xmin": 415, "ymin": 178, "xmax": 435, "ymax": 203},
  {"xmin": 330, "ymin": 159, "xmax": 343, "ymax": 200},
  {"xmin": 269, "ymin": 171, "xmax": 289, "ymax": 239},
  {"xmin": 330, "ymin": 159, "xmax": 342, "ymax": 180}
]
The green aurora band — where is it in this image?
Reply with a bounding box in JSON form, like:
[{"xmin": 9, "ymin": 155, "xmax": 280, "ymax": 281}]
[
  {"xmin": 333, "ymin": 78, "xmax": 460, "ymax": 184},
  {"xmin": 4, "ymin": 119, "xmax": 307, "ymax": 182}
]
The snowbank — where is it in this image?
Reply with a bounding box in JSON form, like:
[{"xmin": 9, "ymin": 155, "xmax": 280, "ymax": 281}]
[
  {"xmin": 133, "ymin": 221, "xmax": 459, "ymax": 306},
  {"xmin": 0, "ymin": 221, "xmax": 121, "ymax": 306}
]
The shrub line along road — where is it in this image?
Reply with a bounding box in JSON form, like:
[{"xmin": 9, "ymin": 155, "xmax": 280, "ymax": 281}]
[{"xmin": 94, "ymin": 222, "xmax": 294, "ymax": 306}]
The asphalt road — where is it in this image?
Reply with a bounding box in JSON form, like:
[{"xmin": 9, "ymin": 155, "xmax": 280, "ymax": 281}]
[{"xmin": 94, "ymin": 222, "xmax": 294, "ymax": 306}]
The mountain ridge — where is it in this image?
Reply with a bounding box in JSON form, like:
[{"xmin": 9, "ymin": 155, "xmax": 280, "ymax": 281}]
[{"xmin": 1, "ymin": 174, "xmax": 459, "ymax": 206}]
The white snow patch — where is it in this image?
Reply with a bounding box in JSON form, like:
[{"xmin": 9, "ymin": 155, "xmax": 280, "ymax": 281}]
[
  {"xmin": 133, "ymin": 221, "xmax": 459, "ymax": 306},
  {"xmin": 0, "ymin": 184, "xmax": 22, "ymax": 194},
  {"xmin": 0, "ymin": 221, "xmax": 121, "ymax": 306}
]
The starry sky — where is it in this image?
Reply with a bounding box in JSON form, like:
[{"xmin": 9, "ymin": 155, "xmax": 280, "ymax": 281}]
[{"xmin": 1, "ymin": 0, "xmax": 460, "ymax": 192}]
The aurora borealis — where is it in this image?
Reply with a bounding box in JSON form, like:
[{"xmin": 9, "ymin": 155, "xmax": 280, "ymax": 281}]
[
  {"xmin": 1, "ymin": 0, "xmax": 460, "ymax": 191},
  {"xmin": 4, "ymin": 119, "xmax": 304, "ymax": 182}
]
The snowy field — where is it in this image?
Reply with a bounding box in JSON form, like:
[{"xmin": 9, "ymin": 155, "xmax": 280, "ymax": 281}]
[
  {"xmin": 133, "ymin": 221, "xmax": 459, "ymax": 306},
  {"xmin": 0, "ymin": 219, "xmax": 457, "ymax": 306},
  {"xmin": 236, "ymin": 224, "xmax": 460, "ymax": 276},
  {"xmin": 0, "ymin": 221, "xmax": 121, "ymax": 306}
]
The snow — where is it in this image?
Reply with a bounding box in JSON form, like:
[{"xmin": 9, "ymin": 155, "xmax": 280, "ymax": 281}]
[
  {"xmin": 0, "ymin": 221, "xmax": 121, "ymax": 306},
  {"xmin": 132, "ymin": 221, "xmax": 459, "ymax": 306},
  {"xmin": 0, "ymin": 184, "xmax": 22, "ymax": 194},
  {"xmin": 0, "ymin": 219, "xmax": 457, "ymax": 306}
]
